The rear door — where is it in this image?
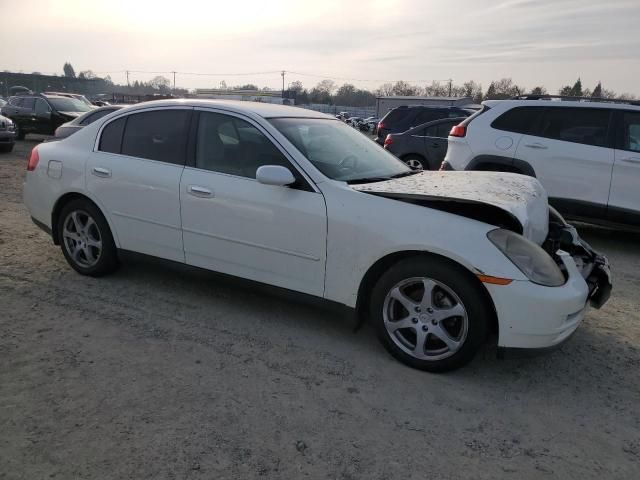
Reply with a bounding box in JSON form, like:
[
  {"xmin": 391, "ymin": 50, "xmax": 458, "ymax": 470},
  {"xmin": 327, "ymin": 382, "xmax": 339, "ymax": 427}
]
[
  {"xmin": 515, "ymin": 106, "xmax": 614, "ymax": 217},
  {"xmin": 18, "ymin": 97, "xmax": 36, "ymax": 132},
  {"xmin": 34, "ymin": 98, "xmax": 53, "ymax": 134},
  {"xmin": 609, "ymin": 111, "xmax": 640, "ymax": 225},
  {"xmin": 180, "ymin": 109, "xmax": 327, "ymax": 296},
  {"xmin": 87, "ymin": 108, "xmax": 192, "ymax": 262},
  {"xmin": 423, "ymin": 120, "xmax": 459, "ymax": 167}
]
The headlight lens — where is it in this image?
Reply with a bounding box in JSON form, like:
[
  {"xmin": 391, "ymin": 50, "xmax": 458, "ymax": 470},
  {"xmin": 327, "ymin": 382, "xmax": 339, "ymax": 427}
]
[{"xmin": 488, "ymin": 229, "xmax": 565, "ymax": 287}]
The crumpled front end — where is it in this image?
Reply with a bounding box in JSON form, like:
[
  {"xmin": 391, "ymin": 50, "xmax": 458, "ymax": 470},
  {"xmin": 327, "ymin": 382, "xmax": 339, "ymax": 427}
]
[{"xmin": 543, "ymin": 207, "xmax": 612, "ymax": 309}]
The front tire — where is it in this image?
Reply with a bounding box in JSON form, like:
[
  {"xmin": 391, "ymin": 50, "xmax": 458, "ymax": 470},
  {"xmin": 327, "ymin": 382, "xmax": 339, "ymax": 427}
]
[
  {"xmin": 57, "ymin": 199, "xmax": 119, "ymax": 276},
  {"xmin": 15, "ymin": 124, "xmax": 26, "ymax": 140},
  {"xmin": 370, "ymin": 256, "xmax": 490, "ymax": 372}
]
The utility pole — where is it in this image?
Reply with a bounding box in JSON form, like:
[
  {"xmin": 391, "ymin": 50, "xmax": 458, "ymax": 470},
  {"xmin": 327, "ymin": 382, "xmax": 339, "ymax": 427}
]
[
  {"xmin": 448, "ymin": 78, "xmax": 453, "ymax": 97},
  {"xmin": 171, "ymin": 71, "xmax": 176, "ymax": 93},
  {"xmin": 126, "ymin": 70, "xmax": 130, "ymax": 87},
  {"xmin": 281, "ymin": 70, "xmax": 285, "ymax": 97}
]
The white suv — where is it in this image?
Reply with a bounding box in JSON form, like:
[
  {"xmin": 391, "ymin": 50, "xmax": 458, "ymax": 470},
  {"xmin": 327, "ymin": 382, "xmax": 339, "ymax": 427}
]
[
  {"xmin": 23, "ymin": 99, "xmax": 611, "ymax": 372},
  {"xmin": 442, "ymin": 98, "xmax": 640, "ymax": 228}
]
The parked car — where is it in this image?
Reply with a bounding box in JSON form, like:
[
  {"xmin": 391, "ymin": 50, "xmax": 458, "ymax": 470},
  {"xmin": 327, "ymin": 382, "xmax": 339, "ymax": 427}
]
[
  {"xmin": 54, "ymin": 105, "xmax": 124, "ymax": 139},
  {"xmin": 442, "ymin": 96, "xmax": 640, "ymax": 228},
  {"xmin": 359, "ymin": 117, "xmax": 379, "ymax": 132},
  {"xmin": 44, "ymin": 91, "xmax": 94, "ymax": 108},
  {"xmin": 1, "ymin": 93, "xmax": 93, "ymax": 139},
  {"xmin": 23, "ymin": 100, "xmax": 610, "ymax": 372},
  {"xmin": 0, "ymin": 98, "xmax": 6, "ymax": 108},
  {"xmin": 0, "ymin": 114, "xmax": 16, "ymax": 152},
  {"xmin": 384, "ymin": 117, "xmax": 465, "ymax": 170},
  {"xmin": 375, "ymin": 106, "xmax": 474, "ymax": 145},
  {"xmin": 337, "ymin": 111, "xmax": 350, "ymax": 121},
  {"xmin": 347, "ymin": 116, "xmax": 363, "ymax": 127}
]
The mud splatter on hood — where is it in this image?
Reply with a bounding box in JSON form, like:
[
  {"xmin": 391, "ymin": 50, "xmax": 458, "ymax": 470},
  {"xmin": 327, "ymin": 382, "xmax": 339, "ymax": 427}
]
[{"xmin": 352, "ymin": 171, "xmax": 549, "ymax": 244}]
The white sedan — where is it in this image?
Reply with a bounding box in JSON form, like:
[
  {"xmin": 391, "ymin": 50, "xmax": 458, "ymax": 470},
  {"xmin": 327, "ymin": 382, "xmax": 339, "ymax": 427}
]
[{"xmin": 23, "ymin": 100, "xmax": 611, "ymax": 372}]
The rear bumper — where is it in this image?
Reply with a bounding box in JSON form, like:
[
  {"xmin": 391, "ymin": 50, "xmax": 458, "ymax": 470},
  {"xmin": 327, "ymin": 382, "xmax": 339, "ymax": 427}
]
[{"xmin": 439, "ymin": 161, "xmax": 454, "ymax": 171}]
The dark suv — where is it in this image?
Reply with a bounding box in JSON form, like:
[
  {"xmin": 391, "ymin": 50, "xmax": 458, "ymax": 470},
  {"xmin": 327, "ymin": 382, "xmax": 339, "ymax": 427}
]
[
  {"xmin": 1, "ymin": 93, "xmax": 93, "ymax": 139},
  {"xmin": 375, "ymin": 105, "xmax": 474, "ymax": 145}
]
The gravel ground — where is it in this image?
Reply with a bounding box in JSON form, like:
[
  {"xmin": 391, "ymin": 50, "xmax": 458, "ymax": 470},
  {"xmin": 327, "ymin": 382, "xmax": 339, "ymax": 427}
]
[{"xmin": 1, "ymin": 138, "xmax": 639, "ymax": 479}]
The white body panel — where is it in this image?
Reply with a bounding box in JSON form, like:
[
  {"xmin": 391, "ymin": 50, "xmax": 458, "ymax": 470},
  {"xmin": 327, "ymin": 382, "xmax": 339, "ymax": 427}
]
[
  {"xmin": 514, "ymin": 136, "xmax": 613, "ymax": 206},
  {"xmin": 610, "ymin": 149, "xmax": 640, "ymax": 215},
  {"xmin": 180, "ymin": 167, "xmax": 327, "ymax": 297},
  {"xmin": 22, "ymin": 99, "xmax": 599, "ymax": 352},
  {"xmin": 86, "ymin": 152, "xmax": 185, "ymax": 262}
]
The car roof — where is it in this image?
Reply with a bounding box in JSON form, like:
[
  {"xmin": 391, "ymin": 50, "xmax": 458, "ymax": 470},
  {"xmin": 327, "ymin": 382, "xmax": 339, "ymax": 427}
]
[
  {"xmin": 483, "ymin": 99, "xmax": 640, "ymax": 111},
  {"xmin": 397, "ymin": 116, "xmax": 466, "ymax": 135},
  {"xmin": 116, "ymin": 99, "xmax": 334, "ymax": 119}
]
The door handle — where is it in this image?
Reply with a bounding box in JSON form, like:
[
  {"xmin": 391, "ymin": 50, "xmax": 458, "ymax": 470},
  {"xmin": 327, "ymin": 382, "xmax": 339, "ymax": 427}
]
[
  {"xmin": 524, "ymin": 143, "xmax": 548, "ymax": 149},
  {"xmin": 92, "ymin": 167, "xmax": 111, "ymax": 178},
  {"xmin": 431, "ymin": 143, "xmax": 440, "ymax": 148},
  {"xmin": 187, "ymin": 185, "xmax": 213, "ymax": 198},
  {"xmin": 620, "ymin": 157, "xmax": 640, "ymax": 164}
]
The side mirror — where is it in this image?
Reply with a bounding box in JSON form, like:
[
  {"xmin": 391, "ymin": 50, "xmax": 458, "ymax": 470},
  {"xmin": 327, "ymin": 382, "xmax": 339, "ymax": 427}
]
[{"xmin": 256, "ymin": 165, "xmax": 296, "ymax": 187}]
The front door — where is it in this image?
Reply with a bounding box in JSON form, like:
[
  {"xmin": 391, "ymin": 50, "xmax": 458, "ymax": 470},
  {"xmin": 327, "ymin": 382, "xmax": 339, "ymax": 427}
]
[
  {"xmin": 86, "ymin": 108, "xmax": 192, "ymax": 262},
  {"xmin": 180, "ymin": 110, "xmax": 327, "ymax": 296},
  {"xmin": 610, "ymin": 111, "xmax": 640, "ymax": 225}
]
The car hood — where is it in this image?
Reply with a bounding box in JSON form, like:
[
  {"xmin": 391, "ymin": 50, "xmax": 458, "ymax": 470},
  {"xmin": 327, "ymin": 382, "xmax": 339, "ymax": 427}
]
[{"xmin": 351, "ymin": 171, "xmax": 549, "ymax": 244}]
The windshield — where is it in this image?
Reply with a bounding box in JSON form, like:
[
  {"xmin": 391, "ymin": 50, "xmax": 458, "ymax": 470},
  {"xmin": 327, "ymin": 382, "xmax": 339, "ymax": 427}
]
[
  {"xmin": 269, "ymin": 118, "xmax": 411, "ymax": 182},
  {"xmin": 48, "ymin": 97, "xmax": 93, "ymax": 112}
]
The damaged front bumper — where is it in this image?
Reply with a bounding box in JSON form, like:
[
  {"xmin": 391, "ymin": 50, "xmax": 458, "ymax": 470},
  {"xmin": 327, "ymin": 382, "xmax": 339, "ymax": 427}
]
[{"xmin": 544, "ymin": 207, "xmax": 612, "ymax": 309}]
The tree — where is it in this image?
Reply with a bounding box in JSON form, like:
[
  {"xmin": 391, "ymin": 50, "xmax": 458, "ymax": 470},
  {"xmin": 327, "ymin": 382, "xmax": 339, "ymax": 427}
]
[
  {"xmin": 485, "ymin": 78, "xmax": 524, "ymax": 99},
  {"xmin": 592, "ymin": 82, "xmax": 602, "ymax": 98},
  {"xmin": 149, "ymin": 75, "xmax": 171, "ymax": 92},
  {"xmin": 423, "ymin": 81, "xmax": 448, "ymax": 97},
  {"xmin": 289, "ymin": 81, "xmax": 304, "ymax": 93},
  {"xmin": 530, "ymin": 86, "xmax": 548, "ymax": 96},
  {"xmin": 316, "ymin": 79, "xmax": 336, "ymax": 94},
  {"xmin": 391, "ymin": 80, "xmax": 420, "ymax": 96},
  {"xmin": 63, "ymin": 62, "xmax": 76, "ymax": 78},
  {"xmin": 570, "ymin": 78, "xmax": 583, "ymax": 97},
  {"xmin": 237, "ymin": 83, "xmax": 258, "ymax": 90},
  {"xmin": 334, "ymin": 83, "xmax": 357, "ymax": 105},
  {"xmin": 78, "ymin": 70, "xmax": 97, "ymax": 80},
  {"xmin": 375, "ymin": 83, "xmax": 394, "ymax": 96}
]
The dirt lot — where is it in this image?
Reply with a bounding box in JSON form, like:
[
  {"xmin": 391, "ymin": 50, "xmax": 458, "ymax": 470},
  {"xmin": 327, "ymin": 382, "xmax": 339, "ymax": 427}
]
[{"xmin": 1, "ymin": 138, "xmax": 639, "ymax": 479}]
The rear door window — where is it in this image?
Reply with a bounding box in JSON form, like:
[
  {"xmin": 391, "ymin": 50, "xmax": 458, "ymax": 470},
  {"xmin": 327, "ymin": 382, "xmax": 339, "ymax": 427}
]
[
  {"xmin": 491, "ymin": 107, "xmax": 545, "ymax": 134},
  {"xmin": 121, "ymin": 110, "xmax": 191, "ymax": 165},
  {"xmin": 538, "ymin": 107, "xmax": 610, "ymax": 147},
  {"xmin": 35, "ymin": 99, "xmax": 50, "ymax": 115}
]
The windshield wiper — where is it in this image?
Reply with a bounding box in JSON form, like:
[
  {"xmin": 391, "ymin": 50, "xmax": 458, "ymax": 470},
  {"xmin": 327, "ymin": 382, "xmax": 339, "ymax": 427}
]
[
  {"xmin": 346, "ymin": 176, "xmax": 391, "ymax": 185},
  {"xmin": 390, "ymin": 170, "xmax": 421, "ymax": 179}
]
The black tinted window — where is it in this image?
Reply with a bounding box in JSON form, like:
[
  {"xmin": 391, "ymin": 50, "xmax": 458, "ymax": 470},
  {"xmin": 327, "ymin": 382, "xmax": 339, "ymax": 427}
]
[
  {"xmin": 539, "ymin": 107, "xmax": 610, "ymax": 147},
  {"xmin": 437, "ymin": 121, "xmax": 458, "ymax": 137},
  {"xmin": 98, "ymin": 117, "xmax": 126, "ymax": 154},
  {"xmin": 622, "ymin": 112, "xmax": 640, "ymax": 153},
  {"xmin": 415, "ymin": 109, "xmax": 444, "ymax": 125},
  {"xmin": 21, "ymin": 97, "xmax": 36, "ymax": 110},
  {"xmin": 80, "ymin": 109, "xmax": 114, "ymax": 126},
  {"xmin": 121, "ymin": 110, "xmax": 190, "ymax": 164},
  {"xmin": 196, "ymin": 112, "xmax": 291, "ymax": 178},
  {"xmin": 491, "ymin": 107, "xmax": 544, "ymax": 134}
]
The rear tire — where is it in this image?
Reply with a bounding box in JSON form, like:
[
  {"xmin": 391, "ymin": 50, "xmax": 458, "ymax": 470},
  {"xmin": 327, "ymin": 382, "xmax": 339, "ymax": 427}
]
[
  {"xmin": 370, "ymin": 256, "xmax": 490, "ymax": 372},
  {"xmin": 57, "ymin": 198, "xmax": 119, "ymax": 276},
  {"xmin": 403, "ymin": 155, "xmax": 427, "ymax": 171},
  {"xmin": 0, "ymin": 144, "xmax": 14, "ymax": 153}
]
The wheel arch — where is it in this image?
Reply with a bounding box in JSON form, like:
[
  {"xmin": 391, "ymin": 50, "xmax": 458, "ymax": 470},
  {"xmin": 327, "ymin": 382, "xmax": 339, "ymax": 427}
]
[
  {"xmin": 467, "ymin": 154, "xmax": 536, "ymax": 177},
  {"xmin": 400, "ymin": 153, "xmax": 433, "ymax": 170},
  {"xmin": 51, "ymin": 191, "xmax": 120, "ymax": 247},
  {"xmin": 355, "ymin": 250, "xmax": 499, "ymax": 335}
]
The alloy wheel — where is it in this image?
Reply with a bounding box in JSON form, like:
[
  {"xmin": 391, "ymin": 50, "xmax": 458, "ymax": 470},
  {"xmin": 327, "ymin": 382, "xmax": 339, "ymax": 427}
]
[
  {"xmin": 382, "ymin": 277, "xmax": 469, "ymax": 361},
  {"xmin": 62, "ymin": 210, "xmax": 103, "ymax": 268}
]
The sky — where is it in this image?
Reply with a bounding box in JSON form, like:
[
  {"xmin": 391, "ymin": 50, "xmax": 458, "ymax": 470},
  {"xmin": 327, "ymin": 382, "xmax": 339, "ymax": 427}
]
[{"xmin": 1, "ymin": 0, "xmax": 639, "ymax": 95}]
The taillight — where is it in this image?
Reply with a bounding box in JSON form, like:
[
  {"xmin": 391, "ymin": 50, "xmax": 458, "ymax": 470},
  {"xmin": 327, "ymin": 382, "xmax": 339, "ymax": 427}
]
[
  {"xmin": 27, "ymin": 146, "xmax": 40, "ymax": 171},
  {"xmin": 377, "ymin": 122, "xmax": 385, "ymax": 131},
  {"xmin": 384, "ymin": 135, "xmax": 393, "ymax": 147},
  {"xmin": 449, "ymin": 125, "xmax": 466, "ymax": 137}
]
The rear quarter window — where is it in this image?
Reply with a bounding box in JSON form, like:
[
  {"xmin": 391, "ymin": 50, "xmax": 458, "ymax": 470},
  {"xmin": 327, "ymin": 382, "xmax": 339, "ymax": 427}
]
[
  {"xmin": 491, "ymin": 106, "xmax": 545, "ymax": 134},
  {"xmin": 98, "ymin": 117, "xmax": 126, "ymax": 154}
]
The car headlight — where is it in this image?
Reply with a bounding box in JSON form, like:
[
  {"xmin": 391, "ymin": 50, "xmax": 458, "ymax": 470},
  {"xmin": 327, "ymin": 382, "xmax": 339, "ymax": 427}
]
[{"xmin": 488, "ymin": 229, "xmax": 565, "ymax": 287}]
